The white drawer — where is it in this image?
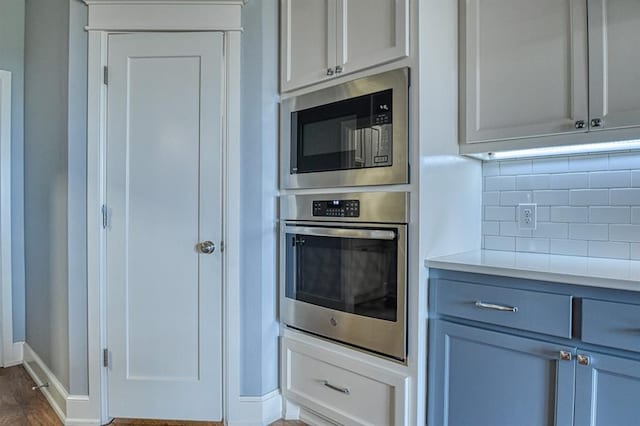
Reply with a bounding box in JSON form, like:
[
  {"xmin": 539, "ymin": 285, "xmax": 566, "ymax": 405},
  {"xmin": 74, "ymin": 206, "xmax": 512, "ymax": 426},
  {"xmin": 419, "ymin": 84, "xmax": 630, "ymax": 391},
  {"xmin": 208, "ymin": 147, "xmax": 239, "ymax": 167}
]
[{"xmin": 282, "ymin": 335, "xmax": 408, "ymax": 426}]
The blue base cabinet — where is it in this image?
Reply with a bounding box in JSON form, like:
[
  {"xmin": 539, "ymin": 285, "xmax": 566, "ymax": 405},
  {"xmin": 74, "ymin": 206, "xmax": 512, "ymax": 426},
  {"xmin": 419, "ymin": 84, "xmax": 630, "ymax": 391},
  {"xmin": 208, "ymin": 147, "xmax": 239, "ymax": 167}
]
[
  {"xmin": 575, "ymin": 352, "xmax": 640, "ymax": 426},
  {"xmin": 428, "ymin": 270, "xmax": 640, "ymax": 426},
  {"xmin": 430, "ymin": 321, "xmax": 576, "ymax": 426}
]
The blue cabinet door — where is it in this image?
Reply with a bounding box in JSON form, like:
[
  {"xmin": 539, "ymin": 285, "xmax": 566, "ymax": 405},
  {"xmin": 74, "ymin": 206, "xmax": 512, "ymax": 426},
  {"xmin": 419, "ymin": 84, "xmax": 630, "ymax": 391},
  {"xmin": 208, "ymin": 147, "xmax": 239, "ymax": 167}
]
[
  {"xmin": 575, "ymin": 351, "xmax": 640, "ymax": 426},
  {"xmin": 428, "ymin": 321, "xmax": 576, "ymax": 426}
]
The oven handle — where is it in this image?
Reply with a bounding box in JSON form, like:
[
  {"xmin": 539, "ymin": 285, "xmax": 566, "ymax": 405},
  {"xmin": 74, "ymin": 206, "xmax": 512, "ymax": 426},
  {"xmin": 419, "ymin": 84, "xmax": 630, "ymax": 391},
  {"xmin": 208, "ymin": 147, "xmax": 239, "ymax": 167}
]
[{"xmin": 285, "ymin": 226, "xmax": 396, "ymax": 241}]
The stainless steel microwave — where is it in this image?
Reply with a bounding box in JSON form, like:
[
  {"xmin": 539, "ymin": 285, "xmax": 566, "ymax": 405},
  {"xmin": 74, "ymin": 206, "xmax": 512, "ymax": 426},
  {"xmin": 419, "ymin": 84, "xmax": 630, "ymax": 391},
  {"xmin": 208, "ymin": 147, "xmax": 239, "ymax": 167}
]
[{"xmin": 280, "ymin": 68, "xmax": 409, "ymax": 189}]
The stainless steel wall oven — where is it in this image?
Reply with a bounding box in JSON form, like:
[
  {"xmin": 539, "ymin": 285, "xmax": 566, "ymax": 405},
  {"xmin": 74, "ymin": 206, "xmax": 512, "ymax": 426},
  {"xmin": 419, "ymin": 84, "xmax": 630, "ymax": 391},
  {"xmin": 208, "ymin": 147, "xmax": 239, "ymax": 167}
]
[
  {"xmin": 281, "ymin": 68, "xmax": 409, "ymax": 189},
  {"xmin": 280, "ymin": 192, "xmax": 408, "ymax": 361}
]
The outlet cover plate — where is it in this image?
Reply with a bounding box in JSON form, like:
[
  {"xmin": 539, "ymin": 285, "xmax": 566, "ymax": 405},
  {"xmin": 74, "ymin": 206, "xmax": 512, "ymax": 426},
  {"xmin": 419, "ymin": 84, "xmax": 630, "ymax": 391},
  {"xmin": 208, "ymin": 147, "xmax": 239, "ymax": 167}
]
[{"xmin": 518, "ymin": 203, "xmax": 537, "ymax": 230}]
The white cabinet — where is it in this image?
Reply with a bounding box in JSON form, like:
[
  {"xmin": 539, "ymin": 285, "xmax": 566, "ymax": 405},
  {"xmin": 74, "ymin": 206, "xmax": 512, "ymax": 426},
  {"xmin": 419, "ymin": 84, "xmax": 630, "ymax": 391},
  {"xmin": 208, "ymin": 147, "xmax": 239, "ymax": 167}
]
[
  {"xmin": 588, "ymin": 0, "xmax": 640, "ymax": 132},
  {"xmin": 282, "ymin": 331, "xmax": 409, "ymax": 426},
  {"xmin": 461, "ymin": 0, "xmax": 589, "ymax": 144},
  {"xmin": 460, "ymin": 0, "xmax": 640, "ymax": 150},
  {"xmin": 280, "ymin": 0, "xmax": 408, "ymax": 92}
]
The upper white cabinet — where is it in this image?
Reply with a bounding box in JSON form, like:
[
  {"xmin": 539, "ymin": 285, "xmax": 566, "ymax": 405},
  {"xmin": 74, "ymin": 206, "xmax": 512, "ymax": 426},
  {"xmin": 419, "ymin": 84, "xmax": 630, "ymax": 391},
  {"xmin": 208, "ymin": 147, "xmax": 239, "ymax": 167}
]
[
  {"xmin": 588, "ymin": 0, "xmax": 640, "ymax": 132},
  {"xmin": 460, "ymin": 0, "xmax": 640, "ymax": 150},
  {"xmin": 461, "ymin": 0, "xmax": 589, "ymax": 144},
  {"xmin": 280, "ymin": 0, "xmax": 409, "ymax": 92}
]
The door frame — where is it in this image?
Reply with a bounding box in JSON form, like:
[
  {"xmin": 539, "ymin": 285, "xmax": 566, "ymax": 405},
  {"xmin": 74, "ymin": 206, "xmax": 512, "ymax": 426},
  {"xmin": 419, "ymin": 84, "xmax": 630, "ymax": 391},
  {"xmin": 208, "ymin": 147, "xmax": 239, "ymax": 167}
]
[
  {"xmin": 85, "ymin": 2, "xmax": 253, "ymax": 424},
  {"xmin": 0, "ymin": 70, "xmax": 15, "ymax": 368}
]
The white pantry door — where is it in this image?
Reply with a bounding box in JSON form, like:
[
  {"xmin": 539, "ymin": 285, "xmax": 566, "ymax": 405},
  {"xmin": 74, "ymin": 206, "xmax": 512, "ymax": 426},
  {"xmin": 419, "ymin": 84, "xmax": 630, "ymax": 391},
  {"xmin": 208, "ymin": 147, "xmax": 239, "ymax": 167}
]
[{"xmin": 105, "ymin": 32, "xmax": 224, "ymax": 421}]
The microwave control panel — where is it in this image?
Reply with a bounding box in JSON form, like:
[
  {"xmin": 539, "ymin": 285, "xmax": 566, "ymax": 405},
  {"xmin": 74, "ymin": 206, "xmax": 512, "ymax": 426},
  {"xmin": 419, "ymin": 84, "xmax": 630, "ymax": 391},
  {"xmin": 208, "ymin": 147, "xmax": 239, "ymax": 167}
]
[{"xmin": 313, "ymin": 200, "xmax": 360, "ymax": 218}]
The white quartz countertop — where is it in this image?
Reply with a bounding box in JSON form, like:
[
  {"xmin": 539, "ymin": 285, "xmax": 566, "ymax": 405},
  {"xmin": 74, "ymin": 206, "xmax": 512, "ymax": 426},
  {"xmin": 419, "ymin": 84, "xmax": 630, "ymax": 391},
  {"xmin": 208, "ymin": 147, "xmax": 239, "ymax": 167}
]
[{"xmin": 425, "ymin": 250, "xmax": 640, "ymax": 292}]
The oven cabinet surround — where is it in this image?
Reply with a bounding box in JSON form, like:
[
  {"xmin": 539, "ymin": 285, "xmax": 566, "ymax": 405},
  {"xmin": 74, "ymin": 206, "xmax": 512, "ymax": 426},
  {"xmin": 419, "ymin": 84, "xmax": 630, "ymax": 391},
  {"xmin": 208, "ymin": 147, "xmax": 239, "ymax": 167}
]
[
  {"xmin": 460, "ymin": 0, "xmax": 640, "ymax": 154},
  {"xmin": 427, "ymin": 269, "xmax": 640, "ymax": 426},
  {"xmin": 280, "ymin": 0, "xmax": 409, "ymax": 92},
  {"xmin": 281, "ymin": 329, "xmax": 409, "ymax": 426}
]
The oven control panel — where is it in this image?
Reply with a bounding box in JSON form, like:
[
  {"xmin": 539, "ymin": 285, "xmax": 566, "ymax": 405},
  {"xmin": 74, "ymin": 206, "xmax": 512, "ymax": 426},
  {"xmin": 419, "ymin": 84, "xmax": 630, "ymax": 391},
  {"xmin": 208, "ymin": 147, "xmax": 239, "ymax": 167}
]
[{"xmin": 313, "ymin": 199, "xmax": 360, "ymax": 217}]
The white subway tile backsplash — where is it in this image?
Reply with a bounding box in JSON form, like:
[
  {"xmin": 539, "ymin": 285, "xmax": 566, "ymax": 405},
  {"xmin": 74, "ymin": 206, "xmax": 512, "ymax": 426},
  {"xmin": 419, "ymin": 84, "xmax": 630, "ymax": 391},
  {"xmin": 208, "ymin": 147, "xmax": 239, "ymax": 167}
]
[
  {"xmin": 482, "ymin": 151, "xmax": 640, "ymax": 260},
  {"xmin": 483, "ymin": 192, "xmax": 501, "ymax": 205},
  {"xmin": 588, "ymin": 241, "xmax": 630, "ymax": 259},
  {"xmin": 550, "ymin": 207, "xmax": 588, "ymax": 223},
  {"xmin": 484, "ymin": 236, "xmax": 516, "ymax": 251},
  {"xmin": 609, "ymin": 224, "xmax": 640, "ymax": 242},
  {"xmin": 569, "ymin": 224, "xmax": 608, "ymax": 241},
  {"xmin": 500, "ymin": 160, "xmax": 532, "ymax": 175},
  {"xmin": 610, "ymin": 188, "xmax": 640, "ymax": 205},
  {"xmin": 589, "ymin": 171, "xmax": 632, "ymax": 188},
  {"xmin": 533, "ymin": 222, "xmax": 568, "ymax": 238},
  {"xmin": 537, "ymin": 206, "xmax": 550, "ymax": 221},
  {"xmin": 500, "ymin": 191, "xmax": 532, "ymax": 206},
  {"xmin": 485, "ymin": 206, "xmax": 516, "ymax": 221},
  {"xmin": 485, "ymin": 176, "xmax": 516, "ymax": 191},
  {"xmin": 500, "ymin": 221, "xmax": 531, "ymax": 237},
  {"xmin": 532, "ymin": 157, "xmax": 568, "ymax": 174},
  {"xmin": 550, "ymin": 173, "xmax": 588, "ymax": 189},
  {"xmin": 483, "ymin": 221, "xmax": 500, "ymax": 236},
  {"xmin": 516, "ymin": 237, "xmax": 550, "ymax": 253},
  {"xmin": 533, "ymin": 190, "xmax": 569, "ymax": 205},
  {"xmin": 569, "ymin": 189, "xmax": 609, "ymax": 206},
  {"xmin": 609, "ymin": 152, "xmax": 640, "ymax": 170},
  {"xmin": 589, "ymin": 207, "xmax": 630, "ymax": 224},
  {"xmin": 569, "ymin": 154, "xmax": 609, "ymax": 172},
  {"xmin": 516, "ymin": 175, "xmax": 550, "ymax": 190},
  {"xmin": 550, "ymin": 239, "xmax": 588, "ymax": 256}
]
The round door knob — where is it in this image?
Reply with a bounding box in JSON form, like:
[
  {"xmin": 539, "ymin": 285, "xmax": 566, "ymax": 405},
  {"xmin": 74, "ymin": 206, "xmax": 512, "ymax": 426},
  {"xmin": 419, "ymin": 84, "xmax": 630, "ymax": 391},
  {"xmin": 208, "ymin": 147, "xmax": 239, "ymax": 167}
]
[{"xmin": 197, "ymin": 241, "xmax": 215, "ymax": 254}]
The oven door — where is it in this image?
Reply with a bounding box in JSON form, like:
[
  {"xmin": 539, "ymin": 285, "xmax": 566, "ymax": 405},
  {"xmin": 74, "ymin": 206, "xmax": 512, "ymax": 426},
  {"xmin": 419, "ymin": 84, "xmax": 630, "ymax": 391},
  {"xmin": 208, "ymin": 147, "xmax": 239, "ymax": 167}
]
[{"xmin": 280, "ymin": 222, "xmax": 407, "ymax": 360}]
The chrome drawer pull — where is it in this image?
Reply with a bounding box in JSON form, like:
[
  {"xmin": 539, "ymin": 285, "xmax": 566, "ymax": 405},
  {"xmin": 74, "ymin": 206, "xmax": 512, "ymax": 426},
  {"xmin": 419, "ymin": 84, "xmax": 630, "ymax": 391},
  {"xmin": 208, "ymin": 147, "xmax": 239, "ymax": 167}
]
[
  {"xmin": 474, "ymin": 301, "xmax": 518, "ymax": 313},
  {"xmin": 322, "ymin": 380, "xmax": 350, "ymax": 395}
]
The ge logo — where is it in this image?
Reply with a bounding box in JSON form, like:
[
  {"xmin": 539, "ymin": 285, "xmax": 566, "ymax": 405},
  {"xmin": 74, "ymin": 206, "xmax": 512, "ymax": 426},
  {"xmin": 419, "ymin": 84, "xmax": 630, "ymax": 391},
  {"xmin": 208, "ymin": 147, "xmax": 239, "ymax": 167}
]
[{"xmin": 379, "ymin": 104, "xmax": 389, "ymax": 111}]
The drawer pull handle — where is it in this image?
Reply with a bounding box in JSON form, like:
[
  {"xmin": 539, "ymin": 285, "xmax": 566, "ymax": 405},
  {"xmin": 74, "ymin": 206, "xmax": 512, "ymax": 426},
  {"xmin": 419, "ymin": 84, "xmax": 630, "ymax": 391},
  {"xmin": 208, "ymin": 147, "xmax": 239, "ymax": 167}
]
[
  {"xmin": 474, "ymin": 301, "xmax": 518, "ymax": 313},
  {"xmin": 322, "ymin": 380, "xmax": 350, "ymax": 395}
]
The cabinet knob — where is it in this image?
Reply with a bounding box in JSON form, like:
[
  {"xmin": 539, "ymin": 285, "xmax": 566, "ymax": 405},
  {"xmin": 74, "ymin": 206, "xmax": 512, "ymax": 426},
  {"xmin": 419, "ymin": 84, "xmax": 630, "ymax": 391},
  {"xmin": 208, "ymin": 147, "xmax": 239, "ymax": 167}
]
[
  {"xmin": 591, "ymin": 118, "xmax": 603, "ymax": 128},
  {"xmin": 577, "ymin": 354, "xmax": 590, "ymax": 366},
  {"xmin": 575, "ymin": 120, "xmax": 586, "ymax": 129},
  {"xmin": 326, "ymin": 68, "xmax": 335, "ymax": 76},
  {"xmin": 335, "ymin": 65, "xmax": 343, "ymax": 74},
  {"xmin": 559, "ymin": 351, "xmax": 572, "ymax": 361}
]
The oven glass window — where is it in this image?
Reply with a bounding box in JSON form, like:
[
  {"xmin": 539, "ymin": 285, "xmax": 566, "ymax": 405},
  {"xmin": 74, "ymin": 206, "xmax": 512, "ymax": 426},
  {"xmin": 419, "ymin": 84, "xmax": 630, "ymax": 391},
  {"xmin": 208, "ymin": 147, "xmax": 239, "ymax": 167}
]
[
  {"xmin": 291, "ymin": 89, "xmax": 393, "ymax": 174},
  {"xmin": 285, "ymin": 230, "xmax": 398, "ymax": 322}
]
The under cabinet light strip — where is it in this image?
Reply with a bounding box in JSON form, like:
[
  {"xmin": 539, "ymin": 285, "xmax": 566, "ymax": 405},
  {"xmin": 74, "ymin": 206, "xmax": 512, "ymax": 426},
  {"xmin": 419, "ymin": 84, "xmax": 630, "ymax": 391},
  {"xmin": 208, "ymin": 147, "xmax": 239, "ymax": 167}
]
[{"xmin": 477, "ymin": 139, "xmax": 640, "ymax": 161}]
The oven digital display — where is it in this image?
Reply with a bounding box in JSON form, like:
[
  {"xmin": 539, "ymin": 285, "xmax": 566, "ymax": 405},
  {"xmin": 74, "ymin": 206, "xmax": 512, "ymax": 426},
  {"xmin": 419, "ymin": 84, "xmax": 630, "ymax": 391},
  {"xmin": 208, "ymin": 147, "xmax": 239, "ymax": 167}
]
[{"xmin": 312, "ymin": 199, "xmax": 360, "ymax": 217}]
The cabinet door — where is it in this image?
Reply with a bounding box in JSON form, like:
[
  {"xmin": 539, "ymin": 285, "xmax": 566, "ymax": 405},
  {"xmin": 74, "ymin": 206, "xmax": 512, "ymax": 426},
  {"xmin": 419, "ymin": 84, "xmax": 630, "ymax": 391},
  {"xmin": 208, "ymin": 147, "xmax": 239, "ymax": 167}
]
[
  {"xmin": 462, "ymin": 0, "xmax": 589, "ymax": 143},
  {"xmin": 588, "ymin": 0, "xmax": 640, "ymax": 132},
  {"xmin": 281, "ymin": 0, "xmax": 336, "ymax": 92},
  {"xmin": 575, "ymin": 352, "xmax": 640, "ymax": 426},
  {"xmin": 336, "ymin": 0, "xmax": 409, "ymax": 76},
  {"xmin": 428, "ymin": 321, "xmax": 576, "ymax": 426}
]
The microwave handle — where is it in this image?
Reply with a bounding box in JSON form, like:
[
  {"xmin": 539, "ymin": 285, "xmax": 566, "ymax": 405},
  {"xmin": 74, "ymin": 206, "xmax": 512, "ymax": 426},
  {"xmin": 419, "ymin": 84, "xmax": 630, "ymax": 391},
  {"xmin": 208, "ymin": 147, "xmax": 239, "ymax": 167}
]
[{"xmin": 285, "ymin": 226, "xmax": 396, "ymax": 241}]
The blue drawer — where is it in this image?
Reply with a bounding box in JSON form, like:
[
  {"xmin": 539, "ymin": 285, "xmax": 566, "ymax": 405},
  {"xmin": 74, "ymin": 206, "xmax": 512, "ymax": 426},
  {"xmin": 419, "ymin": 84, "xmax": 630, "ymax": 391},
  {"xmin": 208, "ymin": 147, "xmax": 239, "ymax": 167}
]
[
  {"xmin": 582, "ymin": 299, "xmax": 640, "ymax": 353},
  {"xmin": 434, "ymin": 279, "xmax": 573, "ymax": 338}
]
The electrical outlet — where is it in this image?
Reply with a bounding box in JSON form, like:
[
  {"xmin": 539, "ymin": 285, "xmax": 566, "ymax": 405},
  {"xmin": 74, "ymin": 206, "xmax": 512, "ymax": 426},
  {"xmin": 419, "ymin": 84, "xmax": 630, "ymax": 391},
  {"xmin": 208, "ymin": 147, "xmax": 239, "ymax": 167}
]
[{"xmin": 518, "ymin": 203, "xmax": 537, "ymax": 230}]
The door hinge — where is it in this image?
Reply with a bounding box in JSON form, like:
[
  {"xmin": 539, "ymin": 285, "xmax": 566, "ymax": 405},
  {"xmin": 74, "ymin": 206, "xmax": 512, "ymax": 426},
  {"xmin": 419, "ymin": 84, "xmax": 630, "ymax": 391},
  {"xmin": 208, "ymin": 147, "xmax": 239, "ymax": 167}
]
[
  {"xmin": 220, "ymin": 241, "xmax": 225, "ymax": 252},
  {"xmin": 103, "ymin": 349, "xmax": 109, "ymax": 368},
  {"xmin": 101, "ymin": 204, "xmax": 107, "ymax": 229},
  {"xmin": 103, "ymin": 66, "xmax": 108, "ymax": 85}
]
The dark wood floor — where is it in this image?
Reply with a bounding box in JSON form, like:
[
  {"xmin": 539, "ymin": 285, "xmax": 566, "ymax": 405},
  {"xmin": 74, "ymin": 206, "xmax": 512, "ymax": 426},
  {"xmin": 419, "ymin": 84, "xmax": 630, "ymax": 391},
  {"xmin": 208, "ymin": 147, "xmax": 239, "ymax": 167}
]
[
  {"xmin": 0, "ymin": 366, "xmax": 61, "ymax": 425},
  {"xmin": 0, "ymin": 366, "xmax": 305, "ymax": 426}
]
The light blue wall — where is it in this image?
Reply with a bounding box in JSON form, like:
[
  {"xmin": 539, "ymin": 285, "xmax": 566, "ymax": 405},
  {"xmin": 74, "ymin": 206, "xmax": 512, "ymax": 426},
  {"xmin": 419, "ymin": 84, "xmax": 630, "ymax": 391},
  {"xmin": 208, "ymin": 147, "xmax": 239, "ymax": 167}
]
[
  {"xmin": 240, "ymin": 0, "xmax": 280, "ymax": 396},
  {"xmin": 24, "ymin": 0, "xmax": 71, "ymax": 390},
  {"xmin": 0, "ymin": 0, "xmax": 26, "ymax": 343}
]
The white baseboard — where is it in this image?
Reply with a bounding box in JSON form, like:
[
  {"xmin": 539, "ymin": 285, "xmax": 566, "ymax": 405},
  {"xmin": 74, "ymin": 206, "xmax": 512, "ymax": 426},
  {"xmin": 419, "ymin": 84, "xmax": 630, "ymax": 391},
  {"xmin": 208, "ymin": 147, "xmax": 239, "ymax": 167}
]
[
  {"xmin": 3, "ymin": 341, "xmax": 23, "ymax": 367},
  {"xmin": 22, "ymin": 343, "xmax": 100, "ymax": 426},
  {"xmin": 228, "ymin": 389, "xmax": 283, "ymax": 426}
]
